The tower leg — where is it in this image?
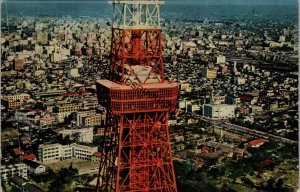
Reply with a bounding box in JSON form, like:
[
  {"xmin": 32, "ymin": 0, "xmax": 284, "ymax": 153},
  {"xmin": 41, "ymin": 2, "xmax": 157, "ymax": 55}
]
[
  {"xmin": 97, "ymin": 112, "xmax": 177, "ymax": 192},
  {"xmin": 96, "ymin": 115, "xmax": 119, "ymax": 192}
]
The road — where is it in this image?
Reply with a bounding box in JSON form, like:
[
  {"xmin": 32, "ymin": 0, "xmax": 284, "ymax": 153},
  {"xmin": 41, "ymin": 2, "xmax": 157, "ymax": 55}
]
[{"xmin": 199, "ymin": 116, "xmax": 297, "ymax": 144}]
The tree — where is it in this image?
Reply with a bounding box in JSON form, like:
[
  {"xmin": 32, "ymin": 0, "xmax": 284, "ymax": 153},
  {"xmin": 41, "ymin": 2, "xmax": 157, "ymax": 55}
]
[
  {"xmin": 60, "ymin": 135, "xmax": 73, "ymax": 145},
  {"xmin": 33, "ymin": 169, "xmax": 57, "ymax": 183},
  {"xmin": 47, "ymin": 165, "xmax": 79, "ymax": 191},
  {"xmin": 241, "ymin": 177, "xmax": 255, "ymax": 188},
  {"xmin": 221, "ymin": 183, "xmax": 238, "ymax": 192},
  {"xmin": 275, "ymin": 178, "xmax": 284, "ymax": 190},
  {"xmin": 174, "ymin": 161, "xmax": 191, "ymax": 178},
  {"xmin": 93, "ymin": 136, "xmax": 104, "ymax": 146},
  {"xmin": 68, "ymin": 163, "xmax": 79, "ymax": 175},
  {"xmin": 266, "ymin": 178, "xmax": 276, "ymax": 190}
]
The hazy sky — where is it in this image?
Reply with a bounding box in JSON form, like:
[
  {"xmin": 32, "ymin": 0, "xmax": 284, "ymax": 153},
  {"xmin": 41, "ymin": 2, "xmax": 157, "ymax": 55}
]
[
  {"xmin": 170, "ymin": 0, "xmax": 297, "ymax": 5},
  {"xmin": 5, "ymin": 0, "xmax": 298, "ymax": 4}
]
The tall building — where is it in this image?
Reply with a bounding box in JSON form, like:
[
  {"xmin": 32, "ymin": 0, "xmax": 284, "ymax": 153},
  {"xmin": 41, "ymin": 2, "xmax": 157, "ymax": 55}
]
[{"xmin": 96, "ymin": 0, "xmax": 178, "ymax": 191}]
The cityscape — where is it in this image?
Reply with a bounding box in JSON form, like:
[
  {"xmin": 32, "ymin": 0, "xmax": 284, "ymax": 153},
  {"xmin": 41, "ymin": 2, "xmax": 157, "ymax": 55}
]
[{"xmin": 1, "ymin": 0, "xmax": 298, "ymax": 192}]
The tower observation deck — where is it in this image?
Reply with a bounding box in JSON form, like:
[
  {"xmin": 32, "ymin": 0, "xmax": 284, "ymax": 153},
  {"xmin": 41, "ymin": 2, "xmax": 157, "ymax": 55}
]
[{"xmin": 96, "ymin": 1, "xmax": 178, "ymax": 191}]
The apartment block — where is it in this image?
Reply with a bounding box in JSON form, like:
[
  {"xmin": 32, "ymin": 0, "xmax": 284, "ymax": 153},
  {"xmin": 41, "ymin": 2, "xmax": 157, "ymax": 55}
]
[
  {"xmin": 38, "ymin": 143, "xmax": 61, "ymax": 163},
  {"xmin": 38, "ymin": 143, "xmax": 98, "ymax": 163},
  {"xmin": 82, "ymin": 114, "xmax": 104, "ymax": 127},
  {"xmin": 57, "ymin": 127, "xmax": 94, "ymax": 143},
  {"xmin": 53, "ymin": 102, "xmax": 81, "ymax": 123},
  {"xmin": 1, "ymin": 163, "xmax": 28, "ymax": 181},
  {"xmin": 1, "ymin": 93, "xmax": 30, "ymax": 110},
  {"xmin": 204, "ymin": 68, "xmax": 217, "ymax": 79},
  {"xmin": 71, "ymin": 143, "xmax": 98, "ymax": 161}
]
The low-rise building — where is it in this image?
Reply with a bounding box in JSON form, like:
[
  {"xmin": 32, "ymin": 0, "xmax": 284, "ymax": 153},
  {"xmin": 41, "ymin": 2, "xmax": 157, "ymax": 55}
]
[
  {"xmin": 250, "ymin": 105, "xmax": 263, "ymax": 115},
  {"xmin": 60, "ymin": 145, "xmax": 73, "ymax": 160},
  {"xmin": 53, "ymin": 102, "xmax": 81, "ymax": 123},
  {"xmin": 212, "ymin": 95, "xmax": 226, "ymax": 105},
  {"xmin": 10, "ymin": 176, "xmax": 44, "ymax": 192},
  {"xmin": 248, "ymin": 139, "xmax": 267, "ymax": 148},
  {"xmin": 40, "ymin": 113, "xmax": 56, "ymax": 126},
  {"xmin": 22, "ymin": 159, "xmax": 46, "ymax": 175},
  {"xmin": 1, "ymin": 163, "xmax": 28, "ymax": 181},
  {"xmin": 76, "ymin": 110, "xmax": 97, "ymax": 126},
  {"xmin": 82, "ymin": 114, "xmax": 104, "ymax": 127},
  {"xmin": 204, "ymin": 68, "xmax": 217, "ymax": 79},
  {"xmin": 38, "ymin": 143, "xmax": 61, "ymax": 163},
  {"xmin": 203, "ymin": 104, "xmax": 235, "ymax": 119},
  {"xmin": 91, "ymin": 152, "xmax": 102, "ymax": 163},
  {"xmin": 20, "ymin": 154, "xmax": 37, "ymax": 161},
  {"xmin": 1, "ymin": 93, "xmax": 30, "ymax": 110},
  {"xmin": 14, "ymin": 58, "xmax": 26, "ymax": 70},
  {"xmin": 71, "ymin": 143, "xmax": 98, "ymax": 161},
  {"xmin": 15, "ymin": 109, "xmax": 40, "ymax": 125},
  {"xmin": 56, "ymin": 127, "xmax": 94, "ymax": 143},
  {"xmin": 38, "ymin": 143, "xmax": 98, "ymax": 163}
]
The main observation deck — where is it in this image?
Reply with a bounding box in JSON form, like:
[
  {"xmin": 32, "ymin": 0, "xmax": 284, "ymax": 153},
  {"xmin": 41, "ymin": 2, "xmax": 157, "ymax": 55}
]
[{"xmin": 96, "ymin": 80, "xmax": 178, "ymax": 114}]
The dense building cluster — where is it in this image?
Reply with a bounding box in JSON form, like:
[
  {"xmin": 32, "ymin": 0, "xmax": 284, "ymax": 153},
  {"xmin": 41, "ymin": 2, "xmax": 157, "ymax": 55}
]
[{"xmin": 1, "ymin": 14, "xmax": 298, "ymax": 191}]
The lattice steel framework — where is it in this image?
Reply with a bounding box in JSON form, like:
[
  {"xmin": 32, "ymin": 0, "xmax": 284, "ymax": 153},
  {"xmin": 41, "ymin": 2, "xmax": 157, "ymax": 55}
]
[{"xmin": 96, "ymin": 1, "xmax": 178, "ymax": 191}]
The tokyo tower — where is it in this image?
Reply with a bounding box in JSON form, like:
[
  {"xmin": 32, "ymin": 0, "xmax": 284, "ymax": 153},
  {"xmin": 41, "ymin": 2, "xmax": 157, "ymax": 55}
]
[{"xmin": 95, "ymin": 0, "xmax": 178, "ymax": 191}]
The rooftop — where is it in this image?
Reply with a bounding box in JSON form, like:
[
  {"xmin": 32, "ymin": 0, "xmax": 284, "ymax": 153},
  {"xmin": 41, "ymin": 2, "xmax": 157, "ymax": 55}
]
[
  {"xmin": 10, "ymin": 176, "xmax": 44, "ymax": 192},
  {"xmin": 249, "ymin": 139, "xmax": 267, "ymax": 146},
  {"xmin": 20, "ymin": 154, "xmax": 37, "ymax": 161},
  {"xmin": 22, "ymin": 159, "xmax": 41, "ymax": 169},
  {"xmin": 93, "ymin": 152, "xmax": 103, "ymax": 157},
  {"xmin": 13, "ymin": 148, "xmax": 24, "ymax": 155},
  {"xmin": 96, "ymin": 79, "xmax": 178, "ymax": 90}
]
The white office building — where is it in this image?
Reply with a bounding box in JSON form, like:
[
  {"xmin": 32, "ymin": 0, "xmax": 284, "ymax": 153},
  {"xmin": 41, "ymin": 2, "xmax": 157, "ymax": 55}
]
[
  {"xmin": 1, "ymin": 163, "xmax": 28, "ymax": 181},
  {"xmin": 57, "ymin": 127, "xmax": 94, "ymax": 143},
  {"xmin": 216, "ymin": 55, "xmax": 226, "ymax": 64},
  {"xmin": 71, "ymin": 143, "xmax": 98, "ymax": 161},
  {"xmin": 38, "ymin": 143, "xmax": 98, "ymax": 163},
  {"xmin": 38, "ymin": 143, "xmax": 61, "ymax": 163},
  {"xmin": 60, "ymin": 145, "xmax": 72, "ymax": 160},
  {"xmin": 203, "ymin": 104, "xmax": 235, "ymax": 119}
]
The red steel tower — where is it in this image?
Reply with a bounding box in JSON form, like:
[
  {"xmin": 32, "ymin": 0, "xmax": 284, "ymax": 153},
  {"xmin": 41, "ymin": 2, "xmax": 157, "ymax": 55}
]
[{"xmin": 96, "ymin": 0, "xmax": 178, "ymax": 191}]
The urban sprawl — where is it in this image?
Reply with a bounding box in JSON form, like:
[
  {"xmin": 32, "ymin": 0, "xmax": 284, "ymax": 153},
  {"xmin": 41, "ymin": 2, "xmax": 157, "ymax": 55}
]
[{"xmin": 1, "ymin": 15, "xmax": 298, "ymax": 192}]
